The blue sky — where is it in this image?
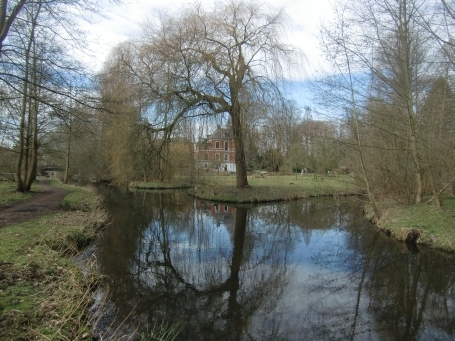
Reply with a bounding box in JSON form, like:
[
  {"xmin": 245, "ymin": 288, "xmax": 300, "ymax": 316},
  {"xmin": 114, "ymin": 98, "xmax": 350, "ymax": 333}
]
[
  {"xmin": 81, "ymin": 0, "xmax": 335, "ymax": 113},
  {"xmin": 284, "ymin": 79, "xmax": 315, "ymax": 109}
]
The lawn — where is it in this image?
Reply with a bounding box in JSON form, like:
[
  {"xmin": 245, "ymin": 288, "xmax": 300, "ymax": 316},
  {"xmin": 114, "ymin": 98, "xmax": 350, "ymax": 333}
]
[
  {"xmin": 191, "ymin": 174, "xmax": 358, "ymax": 203},
  {"xmin": 129, "ymin": 180, "xmax": 192, "ymax": 190}
]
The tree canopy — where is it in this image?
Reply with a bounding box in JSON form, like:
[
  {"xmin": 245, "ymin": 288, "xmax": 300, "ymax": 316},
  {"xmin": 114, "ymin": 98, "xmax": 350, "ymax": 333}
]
[{"xmin": 104, "ymin": 0, "xmax": 303, "ymax": 188}]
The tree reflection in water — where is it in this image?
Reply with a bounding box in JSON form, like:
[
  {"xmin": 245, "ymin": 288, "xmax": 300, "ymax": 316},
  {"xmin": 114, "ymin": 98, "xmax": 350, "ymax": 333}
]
[
  {"xmin": 95, "ymin": 188, "xmax": 455, "ymax": 341},
  {"xmin": 303, "ymin": 206, "xmax": 455, "ymax": 341}
]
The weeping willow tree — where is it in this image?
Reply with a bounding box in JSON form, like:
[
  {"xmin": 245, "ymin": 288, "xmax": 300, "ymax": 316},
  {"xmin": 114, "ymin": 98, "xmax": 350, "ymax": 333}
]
[{"xmin": 105, "ymin": 0, "xmax": 303, "ymax": 188}]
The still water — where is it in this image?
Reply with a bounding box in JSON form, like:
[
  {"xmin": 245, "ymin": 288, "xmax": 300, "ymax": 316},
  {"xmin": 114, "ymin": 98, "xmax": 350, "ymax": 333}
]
[{"xmin": 95, "ymin": 187, "xmax": 455, "ymax": 341}]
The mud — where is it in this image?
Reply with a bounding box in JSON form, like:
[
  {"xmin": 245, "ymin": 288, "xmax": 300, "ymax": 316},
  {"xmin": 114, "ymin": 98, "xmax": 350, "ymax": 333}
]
[{"xmin": 0, "ymin": 179, "xmax": 69, "ymax": 228}]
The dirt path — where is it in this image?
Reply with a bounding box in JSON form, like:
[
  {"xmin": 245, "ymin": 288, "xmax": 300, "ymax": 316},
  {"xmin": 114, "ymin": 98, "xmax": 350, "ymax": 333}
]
[{"xmin": 0, "ymin": 179, "xmax": 69, "ymax": 228}]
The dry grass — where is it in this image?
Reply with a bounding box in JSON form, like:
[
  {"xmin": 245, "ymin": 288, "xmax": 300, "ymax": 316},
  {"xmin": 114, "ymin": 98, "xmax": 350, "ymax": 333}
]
[
  {"xmin": 0, "ymin": 184, "xmax": 109, "ymax": 340},
  {"xmin": 0, "ymin": 181, "xmax": 181, "ymax": 340}
]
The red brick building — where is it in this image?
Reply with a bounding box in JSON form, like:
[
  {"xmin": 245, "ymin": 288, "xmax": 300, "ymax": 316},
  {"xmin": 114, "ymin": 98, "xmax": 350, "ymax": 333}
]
[
  {"xmin": 196, "ymin": 201, "xmax": 236, "ymax": 227},
  {"xmin": 195, "ymin": 125, "xmax": 236, "ymax": 172}
]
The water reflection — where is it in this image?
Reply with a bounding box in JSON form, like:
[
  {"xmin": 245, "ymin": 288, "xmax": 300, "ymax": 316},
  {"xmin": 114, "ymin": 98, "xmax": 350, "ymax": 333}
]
[{"xmin": 96, "ymin": 188, "xmax": 455, "ymax": 341}]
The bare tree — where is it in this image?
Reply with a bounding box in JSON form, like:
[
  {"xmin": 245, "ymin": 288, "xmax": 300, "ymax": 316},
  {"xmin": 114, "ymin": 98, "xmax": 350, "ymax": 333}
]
[
  {"xmin": 15, "ymin": 1, "xmax": 41, "ymax": 192},
  {"xmin": 420, "ymin": 76, "xmax": 455, "ymax": 206},
  {"xmin": 321, "ymin": 0, "xmax": 437, "ymax": 208},
  {"xmin": 0, "ymin": 0, "xmax": 26, "ymax": 56},
  {"xmin": 320, "ymin": 2, "xmax": 382, "ymax": 219},
  {"xmin": 1, "ymin": 0, "xmax": 119, "ymax": 191},
  {"xmin": 116, "ymin": 0, "xmax": 302, "ymax": 188}
]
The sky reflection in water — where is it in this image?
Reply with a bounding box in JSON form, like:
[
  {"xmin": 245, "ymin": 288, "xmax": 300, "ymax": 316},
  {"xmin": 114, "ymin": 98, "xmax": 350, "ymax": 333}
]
[{"xmin": 96, "ymin": 189, "xmax": 455, "ymax": 341}]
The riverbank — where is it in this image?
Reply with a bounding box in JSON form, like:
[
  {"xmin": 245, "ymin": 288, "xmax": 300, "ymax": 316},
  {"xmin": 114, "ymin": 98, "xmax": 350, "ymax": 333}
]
[
  {"xmin": 126, "ymin": 173, "xmax": 455, "ymax": 253},
  {"xmin": 0, "ymin": 181, "xmax": 108, "ymax": 340},
  {"xmin": 375, "ymin": 197, "xmax": 455, "ymax": 253},
  {"xmin": 129, "ymin": 180, "xmax": 192, "ymax": 190},
  {"xmin": 188, "ymin": 175, "xmax": 455, "ymax": 252},
  {"xmin": 190, "ymin": 174, "xmax": 358, "ymax": 202}
]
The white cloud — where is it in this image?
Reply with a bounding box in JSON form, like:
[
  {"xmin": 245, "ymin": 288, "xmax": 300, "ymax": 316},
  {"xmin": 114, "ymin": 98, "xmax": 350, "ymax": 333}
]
[{"xmin": 83, "ymin": 0, "xmax": 334, "ymax": 76}]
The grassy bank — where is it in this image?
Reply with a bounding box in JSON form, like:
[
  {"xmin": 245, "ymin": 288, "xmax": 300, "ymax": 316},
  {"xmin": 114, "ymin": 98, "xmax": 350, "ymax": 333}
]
[
  {"xmin": 0, "ymin": 182, "xmax": 108, "ymax": 340},
  {"xmin": 192, "ymin": 175, "xmax": 455, "ymax": 252},
  {"xmin": 191, "ymin": 174, "xmax": 358, "ymax": 203},
  {"xmin": 377, "ymin": 197, "xmax": 455, "ymax": 252},
  {"xmin": 129, "ymin": 180, "xmax": 192, "ymax": 190},
  {"xmin": 0, "ymin": 181, "xmax": 37, "ymax": 206}
]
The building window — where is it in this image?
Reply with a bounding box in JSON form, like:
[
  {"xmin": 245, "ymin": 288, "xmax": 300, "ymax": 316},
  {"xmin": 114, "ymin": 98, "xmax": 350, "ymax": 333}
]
[
  {"xmin": 224, "ymin": 154, "xmax": 228, "ymax": 161},
  {"xmin": 205, "ymin": 153, "xmax": 208, "ymax": 160},
  {"xmin": 215, "ymin": 141, "xmax": 220, "ymax": 149},
  {"xmin": 225, "ymin": 141, "xmax": 228, "ymax": 151},
  {"xmin": 204, "ymin": 163, "xmax": 208, "ymax": 168},
  {"xmin": 215, "ymin": 153, "xmax": 220, "ymax": 160}
]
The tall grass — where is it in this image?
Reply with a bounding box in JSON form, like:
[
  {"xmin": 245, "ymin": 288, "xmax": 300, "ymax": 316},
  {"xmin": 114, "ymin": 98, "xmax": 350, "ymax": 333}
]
[{"xmin": 0, "ymin": 182, "xmax": 108, "ymax": 340}]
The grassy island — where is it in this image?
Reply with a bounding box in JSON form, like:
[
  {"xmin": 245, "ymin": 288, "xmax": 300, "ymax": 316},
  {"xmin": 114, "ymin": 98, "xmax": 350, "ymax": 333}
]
[
  {"xmin": 129, "ymin": 181, "xmax": 192, "ymax": 190},
  {"xmin": 189, "ymin": 174, "xmax": 358, "ymax": 203},
  {"xmin": 144, "ymin": 173, "xmax": 455, "ymax": 253}
]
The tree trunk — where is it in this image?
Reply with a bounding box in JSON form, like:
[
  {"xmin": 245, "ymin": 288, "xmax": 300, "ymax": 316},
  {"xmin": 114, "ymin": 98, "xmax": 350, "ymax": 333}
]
[
  {"xmin": 230, "ymin": 102, "xmax": 248, "ymax": 189},
  {"xmin": 15, "ymin": 39, "xmax": 33, "ymax": 192},
  {"xmin": 427, "ymin": 166, "xmax": 442, "ymax": 208},
  {"xmin": 0, "ymin": 0, "xmax": 26, "ymax": 56},
  {"xmin": 23, "ymin": 96, "xmax": 31, "ymax": 186},
  {"xmin": 399, "ymin": 0, "xmax": 423, "ymax": 204},
  {"xmin": 26, "ymin": 99, "xmax": 38, "ymax": 188},
  {"xmin": 15, "ymin": 2, "xmax": 40, "ymax": 192},
  {"xmin": 25, "ymin": 43, "xmax": 39, "ymax": 191},
  {"xmin": 409, "ymin": 113, "xmax": 423, "ymax": 204},
  {"xmin": 15, "ymin": 85, "xmax": 27, "ymax": 192},
  {"xmin": 63, "ymin": 123, "xmax": 71, "ymax": 184}
]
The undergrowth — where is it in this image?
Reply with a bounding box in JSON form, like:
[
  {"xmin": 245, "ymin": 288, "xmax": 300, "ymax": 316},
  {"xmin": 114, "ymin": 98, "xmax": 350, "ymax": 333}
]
[{"xmin": 0, "ymin": 183, "xmax": 108, "ymax": 340}]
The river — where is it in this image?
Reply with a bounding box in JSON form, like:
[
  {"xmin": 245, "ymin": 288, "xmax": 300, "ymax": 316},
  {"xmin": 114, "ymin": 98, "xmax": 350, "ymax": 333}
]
[{"xmin": 93, "ymin": 187, "xmax": 455, "ymax": 341}]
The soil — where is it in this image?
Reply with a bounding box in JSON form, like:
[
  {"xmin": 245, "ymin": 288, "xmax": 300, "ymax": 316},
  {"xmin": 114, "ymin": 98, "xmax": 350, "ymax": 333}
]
[{"xmin": 0, "ymin": 179, "xmax": 69, "ymax": 228}]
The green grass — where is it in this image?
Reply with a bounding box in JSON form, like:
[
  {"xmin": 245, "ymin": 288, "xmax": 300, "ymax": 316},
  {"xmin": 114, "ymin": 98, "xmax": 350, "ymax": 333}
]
[
  {"xmin": 191, "ymin": 174, "xmax": 357, "ymax": 203},
  {"xmin": 46, "ymin": 179, "xmax": 103, "ymax": 211},
  {"xmin": 0, "ymin": 183, "xmax": 108, "ymax": 340},
  {"xmin": 378, "ymin": 196, "xmax": 455, "ymax": 252},
  {"xmin": 0, "ymin": 181, "xmax": 37, "ymax": 205},
  {"xmin": 140, "ymin": 321, "xmax": 183, "ymax": 341},
  {"xmin": 129, "ymin": 180, "xmax": 192, "ymax": 190}
]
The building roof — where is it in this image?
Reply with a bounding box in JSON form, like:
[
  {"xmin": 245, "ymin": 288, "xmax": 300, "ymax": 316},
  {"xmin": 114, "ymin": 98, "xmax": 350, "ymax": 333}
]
[{"xmin": 209, "ymin": 125, "xmax": 232, "ymax": 140}]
